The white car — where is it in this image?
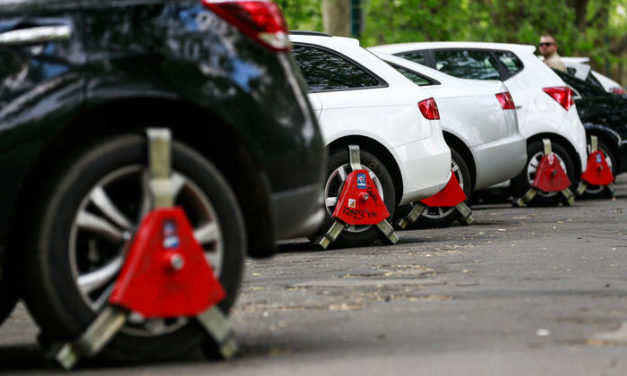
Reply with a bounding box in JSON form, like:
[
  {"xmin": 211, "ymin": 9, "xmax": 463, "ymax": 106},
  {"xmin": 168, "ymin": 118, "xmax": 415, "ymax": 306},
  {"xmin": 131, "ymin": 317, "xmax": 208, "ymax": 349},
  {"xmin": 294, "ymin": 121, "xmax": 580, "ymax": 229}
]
[
  {"xmin": 375, "ymin": 52, "xmax": 527, "ymax": 224},
  {"xmin": 289, "ymin": 32, "xmax": 451, "ymax": 246},
  {"xmin": 371, "ymin": 42, "xmax": 588, "ymax": 205},
  {"xmin": 560, "ymin": 57, "xmax": 626, "ymax": 96}
]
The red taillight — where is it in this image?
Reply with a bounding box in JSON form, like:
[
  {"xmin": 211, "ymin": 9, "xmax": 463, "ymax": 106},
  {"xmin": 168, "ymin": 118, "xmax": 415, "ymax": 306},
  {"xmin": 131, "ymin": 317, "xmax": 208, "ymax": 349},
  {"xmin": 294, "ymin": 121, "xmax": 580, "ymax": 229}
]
[
  {"xmin": 202, "ymin": 0, "xmax": 291, "ymax": 52},
  {"xmin": 418, "ymin": 98, "xmax": 440, "ymax": 120},
  {"xmin": 495, "ymin": 92, "xmax": 516, "ymax": 110},
  {"xmin": 543, "ymin": 86, "xmax": 574, "ymax": 111},
  {"xmin": 611, "ymin": 87, "xmax": 626, "ymax": 95}
]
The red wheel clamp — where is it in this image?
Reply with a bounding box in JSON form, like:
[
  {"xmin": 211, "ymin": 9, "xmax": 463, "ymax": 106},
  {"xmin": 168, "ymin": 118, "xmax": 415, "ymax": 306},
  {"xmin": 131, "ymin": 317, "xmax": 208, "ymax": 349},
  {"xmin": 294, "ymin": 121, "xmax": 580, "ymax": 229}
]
[
  {"xmin": 50, "ymin": 129, "xmax": 237, "ymax": 369},
  {"xmin": 317, "ymin": 145, "xmax": 398, "ymax": 249},
  {"xmin": 575, "ymin": 136, "xmax": 615, "ymax": 197},
  {"xmin": 396, "ymin": 170, "xmax": 473, "ymax": 229},
  {"xmin": 514, "ymin": 138, "xmax": 575, "ymax": 207}
]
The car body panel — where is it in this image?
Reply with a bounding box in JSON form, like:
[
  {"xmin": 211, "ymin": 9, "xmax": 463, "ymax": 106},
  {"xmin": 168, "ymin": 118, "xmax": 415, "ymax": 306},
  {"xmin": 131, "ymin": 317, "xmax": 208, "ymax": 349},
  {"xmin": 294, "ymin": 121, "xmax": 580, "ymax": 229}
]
[
  {"xmin": 375, "ymin": 53, "xmax": 527, "ymax": 190},
  {"xmin": 0, "ymin": 10, "xmax": 86, "ymax": 251},
  {"xmin": 291, "ymin": 34, "xmax": 451, "ymax": 205},
  {"xmin": 371, "ymin": 41, "xmax": 589, "ymax": 177},
  {"xmin": 0, "ymin": 0, "xmax": 325, "ymax": 257},
  {"xmin": 555, "ymin": 69, "xmax": 627, "ymax": 175}
]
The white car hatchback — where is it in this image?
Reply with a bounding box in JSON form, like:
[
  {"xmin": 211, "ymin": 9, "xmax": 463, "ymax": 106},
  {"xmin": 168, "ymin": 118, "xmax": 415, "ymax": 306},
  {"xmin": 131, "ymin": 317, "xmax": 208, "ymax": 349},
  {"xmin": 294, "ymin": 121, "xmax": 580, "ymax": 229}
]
[
  {"xmin": 289, "ymin": 32, "xmax": 451, "ymax": 246},
  {"xmin": 371, "ymin": 42, "xmax": 588, "ymax": 205},
  {"xmin": 375, "ymin": 52, "xmax": 527, "ymax": 225}
]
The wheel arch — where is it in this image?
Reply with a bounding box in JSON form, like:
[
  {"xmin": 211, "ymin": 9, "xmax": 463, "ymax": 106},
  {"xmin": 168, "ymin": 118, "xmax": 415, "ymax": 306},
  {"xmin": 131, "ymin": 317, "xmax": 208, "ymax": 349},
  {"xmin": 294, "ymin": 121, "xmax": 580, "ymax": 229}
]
[
  {"xmin": 9, "ymin": 97, "xmax": 276, "ymax": 259},
  {"xmin": 583, "ymin": 125, "xmax": 621, "ymax": 173},
  {"xmin": 442, "ymin": 132, "xmax": 476, "ymax": 191},
  {"xmin": 527, "ymin": 133, "xmax": 583, "ymax": 178},
  {"xmin": 327, "ymin": 136, "xmax": 403, "ymax": 206}
]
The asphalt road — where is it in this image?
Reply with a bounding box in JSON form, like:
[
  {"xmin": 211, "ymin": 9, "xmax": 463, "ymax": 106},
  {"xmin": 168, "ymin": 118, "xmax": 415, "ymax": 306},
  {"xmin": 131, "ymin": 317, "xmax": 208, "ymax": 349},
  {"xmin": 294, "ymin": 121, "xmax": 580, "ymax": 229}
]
[{"xmin": 1, "ymin": 176, "xmax": 626, "ymax": 375}]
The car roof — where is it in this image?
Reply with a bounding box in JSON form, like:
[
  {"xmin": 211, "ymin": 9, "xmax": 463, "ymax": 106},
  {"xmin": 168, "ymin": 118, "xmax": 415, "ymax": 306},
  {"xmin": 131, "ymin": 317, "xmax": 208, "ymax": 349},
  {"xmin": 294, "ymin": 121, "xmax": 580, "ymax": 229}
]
[
  {"xmin": 289, "ymin": 34, "xmax": 429, "ymax": 93},
  {"xmin": 561, "ymin": 57, "xmax": 591, "ymax": 64},
  {"xmin": 370, "ymin": 41, "xmax": 537, "ymax": 55},
  {"xmin": 377, "ymin": 52, "xmax": 506, "ymax": 93}
]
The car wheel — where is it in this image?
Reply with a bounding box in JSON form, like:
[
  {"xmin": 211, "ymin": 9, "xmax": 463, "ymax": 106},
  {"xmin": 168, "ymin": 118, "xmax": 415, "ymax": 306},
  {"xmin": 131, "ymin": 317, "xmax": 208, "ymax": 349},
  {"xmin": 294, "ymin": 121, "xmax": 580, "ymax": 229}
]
[
  {"xmin": 418, "ymin": 148, "xmax": 472, "ymax": 227},
  {"xmin": 20, "ymin": 133, "xmax": 245, "ymax": 362},
  {"xmin": 316, "ymin": 148, "xmax": 396, "ymax": 248},
  {"xmin": 583, "ymin": 139, "xmax": 616, "ymax": 198},
  {"xmin": 511, "ymin": 140, "xmax": 576, "ymax": 206}
]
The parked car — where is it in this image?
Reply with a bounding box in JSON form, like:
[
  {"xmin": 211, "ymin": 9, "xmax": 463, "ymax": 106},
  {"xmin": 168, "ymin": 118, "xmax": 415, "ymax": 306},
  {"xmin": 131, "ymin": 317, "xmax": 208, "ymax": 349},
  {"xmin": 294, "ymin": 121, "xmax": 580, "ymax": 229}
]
[
  {"xmin": 374, "ymin": 52, "xmax": 527, "ymax": 225},
  {"xmin": 371, "ymin": 42, "xmax": 588, "ymax": 205},
  {"xmin": 561, "ymin": 57, "xmax": 626, "ymax": 96},
  {"xmin": 289, "ymin": 32, "xmax": 451, "ymax": 245},
  {"xmin": 553, "ymin": 68, "xmax": 627, "ymax": 196},
  {"xmin": 0, "ymin": 0, "xmax": 325, "ymax": 361}
]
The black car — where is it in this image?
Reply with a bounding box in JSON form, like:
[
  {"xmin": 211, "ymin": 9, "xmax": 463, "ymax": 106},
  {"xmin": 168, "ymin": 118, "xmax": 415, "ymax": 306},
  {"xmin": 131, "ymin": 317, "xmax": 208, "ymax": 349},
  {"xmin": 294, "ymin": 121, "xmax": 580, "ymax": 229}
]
[
  {"xmin": 0, "ymin": 0, "xmax": 324, "ymax": 361},
  {"xmin": 554, "ymin": 69, "xmax": 627, "ymax": 196}
]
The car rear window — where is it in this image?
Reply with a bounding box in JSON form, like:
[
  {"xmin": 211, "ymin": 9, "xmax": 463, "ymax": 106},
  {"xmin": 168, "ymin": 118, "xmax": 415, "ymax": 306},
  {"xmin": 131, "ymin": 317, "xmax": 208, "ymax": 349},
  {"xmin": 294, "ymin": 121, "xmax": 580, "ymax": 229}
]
[
  {"xmin": 495, "ymin": 51, "xmax": 524, "ymax": 77},
  {"xmin": 292, "ymin": 45, "xmax": 381, "ymax": 92},
  {"xmin": 396, "ymin": 50, "xmax": 427, "ymax": 65},
  {"xmin": 434, "ymin": 50, "xmax": 500, "ymax": 80},
  {"xmin": 390, "ymin": 64, "xmax": 435, "ymax": 86}
]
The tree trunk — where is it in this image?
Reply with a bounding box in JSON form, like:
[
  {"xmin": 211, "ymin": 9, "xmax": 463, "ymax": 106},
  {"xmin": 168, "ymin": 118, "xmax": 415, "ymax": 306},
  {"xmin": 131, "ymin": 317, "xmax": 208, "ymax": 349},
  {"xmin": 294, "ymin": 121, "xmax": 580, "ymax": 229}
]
[{"xmin": 322, "ymin": 0, "xmax": 351, "ymax": 36}]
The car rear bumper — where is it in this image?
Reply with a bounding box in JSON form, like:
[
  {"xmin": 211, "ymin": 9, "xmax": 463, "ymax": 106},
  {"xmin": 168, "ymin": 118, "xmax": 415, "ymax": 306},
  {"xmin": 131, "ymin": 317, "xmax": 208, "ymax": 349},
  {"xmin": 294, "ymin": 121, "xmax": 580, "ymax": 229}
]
[
  {"xmin": 396, "ymin": 134, "xmax": 452, "ymax": 205},
  {"xmin": 473, "ymin": 135, "xmax": 528, "ymax": 190},
  {"xmin": 272, "ymin": 183, "xmax": 325, "ymax": 240}
]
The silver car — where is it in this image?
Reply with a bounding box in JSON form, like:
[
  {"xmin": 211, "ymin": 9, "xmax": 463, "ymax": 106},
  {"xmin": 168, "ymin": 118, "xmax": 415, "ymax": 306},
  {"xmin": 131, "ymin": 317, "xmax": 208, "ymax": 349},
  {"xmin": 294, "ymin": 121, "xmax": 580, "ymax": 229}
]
[{"xmin": 376, "ymin": 53, "xmax": 527, "ymax": 225}]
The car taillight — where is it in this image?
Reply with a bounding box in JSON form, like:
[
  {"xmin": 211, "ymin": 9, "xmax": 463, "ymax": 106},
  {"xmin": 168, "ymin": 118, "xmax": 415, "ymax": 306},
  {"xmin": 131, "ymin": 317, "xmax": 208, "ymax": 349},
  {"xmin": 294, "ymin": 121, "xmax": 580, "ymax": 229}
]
[
  {"xmin": 418, "ymin": 98, "xmax": 440, "ymax": 120},
  {"xmin": 543, "ymin": 86, "xmax": 574, "ymax": 111},
  {"xmin": 495, "ymin": 92, "xmax": 516, "ymax": 110},
  {"xmin": 611, "ymin": 87, "xmax": 626, "ymax": 95},
  {"xmin": 202, "ymin": 0, "xmax": 291, "ymax": 52}
]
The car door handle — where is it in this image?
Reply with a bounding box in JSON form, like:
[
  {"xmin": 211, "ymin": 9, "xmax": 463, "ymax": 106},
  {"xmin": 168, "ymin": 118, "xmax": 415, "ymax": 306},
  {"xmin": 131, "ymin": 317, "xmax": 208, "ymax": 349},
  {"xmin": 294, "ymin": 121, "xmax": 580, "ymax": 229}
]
[
  {"xmin": 0, "ymin": 25, "xmax": 72, "ymax": 46},
  {"xmin": 515, "ymin": 105, "xmax": 523, "ymax": 109}
]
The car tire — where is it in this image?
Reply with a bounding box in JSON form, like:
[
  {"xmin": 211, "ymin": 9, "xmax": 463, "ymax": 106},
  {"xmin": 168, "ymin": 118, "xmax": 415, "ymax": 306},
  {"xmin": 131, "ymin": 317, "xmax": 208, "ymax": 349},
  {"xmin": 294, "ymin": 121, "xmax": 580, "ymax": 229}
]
[
  {"xmin": 582, "ymin": 139, "xmax": 616, "ymax": 198},
  {"xmin": 20, "ymin": 133, "xmax": 245, "ymax": 362},
  {"xmin": 510, "ymin": 140, "xmax": 576, "ymax": 206},
  {"xmin": 416, "ymin": 148, "xmax": 472, "ymax": 227},
  {"xmin": 316, "ymin": 148, "xmax": 396, "ymax": 248},
  {"xmin": 0, "ymin": 263, "xmax": 18, "ymax": 327}
]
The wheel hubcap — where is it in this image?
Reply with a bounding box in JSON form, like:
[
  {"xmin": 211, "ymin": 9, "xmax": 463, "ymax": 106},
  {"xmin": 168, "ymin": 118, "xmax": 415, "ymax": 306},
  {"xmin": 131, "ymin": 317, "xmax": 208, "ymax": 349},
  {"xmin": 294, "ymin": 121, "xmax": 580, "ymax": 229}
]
[
  {"xmin": 324, "ymin": 163, "xmax": 384, "ymax": 233},
  {"xmin": 526, "ymin": 151, "xmax": 568, "ymax": 198},
  {"xmin": 70, "ymin": 165, "xmax": 224, "ymax": 336},
  {"xmin": 585, "ymin": 147, "xmax": 613, "ymax": 195}
]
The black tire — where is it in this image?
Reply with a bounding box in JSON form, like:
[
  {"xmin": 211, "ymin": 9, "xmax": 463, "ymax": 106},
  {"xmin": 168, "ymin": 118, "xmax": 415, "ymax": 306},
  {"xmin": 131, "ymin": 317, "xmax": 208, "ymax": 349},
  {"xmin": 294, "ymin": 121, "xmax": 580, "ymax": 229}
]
[
  {"xmin": 582, "ymin": 139, "xmax": 617, "ymax": 198},
  {"xmin": 416, "ymin": 148, "xmax": 472, "ymax": 227},
  {"xmin": 20, "ymin": 133, "xmax": 245, "ymax": 362},
  {"xmin": 0, "ymin": 261, "xmax": 18, "ymax": 327},
  {"xmin": 510, "ymin": 140, "xmax": 576, "ymax": 206},
  {"xmin": 316, "ymin": 148, "xmax": 396, "ymax": 248}
]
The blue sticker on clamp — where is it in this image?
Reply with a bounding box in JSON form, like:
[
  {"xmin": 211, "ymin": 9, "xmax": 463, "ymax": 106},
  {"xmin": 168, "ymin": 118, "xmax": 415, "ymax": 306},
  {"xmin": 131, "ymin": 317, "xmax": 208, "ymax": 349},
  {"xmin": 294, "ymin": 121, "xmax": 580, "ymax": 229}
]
[
  {"xmin": 357, "ymin": 173, "xmax": 367, "ymax": 189},
  {"xmin": 162, "ymin": 220, "xmax": 180, "ymax": 249}
]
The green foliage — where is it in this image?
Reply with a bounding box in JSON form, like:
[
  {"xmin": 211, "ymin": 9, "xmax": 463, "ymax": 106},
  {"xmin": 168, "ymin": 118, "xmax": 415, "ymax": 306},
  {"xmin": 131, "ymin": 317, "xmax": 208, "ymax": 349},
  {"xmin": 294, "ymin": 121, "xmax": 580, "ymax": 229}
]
[
  {"xmin": 277, "ymin": 0, "xmax": 627, "ymax": 79},
  {"xmin": 278, "ymin": 0, "xmax": 323, "ymax": 32}
]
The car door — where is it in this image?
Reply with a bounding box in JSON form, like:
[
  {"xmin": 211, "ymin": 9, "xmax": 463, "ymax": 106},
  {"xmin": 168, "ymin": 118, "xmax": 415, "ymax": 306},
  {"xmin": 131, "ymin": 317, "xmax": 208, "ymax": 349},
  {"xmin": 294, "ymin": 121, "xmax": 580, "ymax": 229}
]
[
  {"xmin": 0, "ymin": 4, "xmax": 85, "ymax": 235},
  {"xmin": 0, "ymin": 4, "xmax": 85, "ymax": 141},
  {"xmin": 0, "ymin": 1, "xmax": 85, "ymax": 324},
  {"xmin": 307, "ymin": 92, "xmax": 323, "ymax": 119},
  {"xmin": 291, "ymin": 44, "xmax": 388, "ymax": 142}
]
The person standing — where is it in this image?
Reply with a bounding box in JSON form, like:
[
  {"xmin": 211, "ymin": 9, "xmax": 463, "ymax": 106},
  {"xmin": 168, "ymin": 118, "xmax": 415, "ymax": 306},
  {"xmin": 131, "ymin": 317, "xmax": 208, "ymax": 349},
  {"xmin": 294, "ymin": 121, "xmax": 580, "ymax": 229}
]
[{"xmin": 539, "ymin": 34, "xmax": 567, "ymax": 72}]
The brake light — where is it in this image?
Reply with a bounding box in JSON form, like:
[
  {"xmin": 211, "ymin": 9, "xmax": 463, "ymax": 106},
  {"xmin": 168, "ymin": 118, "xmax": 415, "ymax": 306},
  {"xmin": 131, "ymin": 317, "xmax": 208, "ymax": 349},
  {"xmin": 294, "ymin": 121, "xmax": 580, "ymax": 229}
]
[
  {"xmin": 418, "ymin": 98, "xmax": 440, "ymax": 120},
  {"xmin": 611, "ymin": 87, "xmax": 626, "ymax": 95},
  {"xmin": 495, "ymin": 92, "xmax": 516, "ymax": 110},
  {"xmin": 543, "ymin": 86, "xmax": 574, "ymax": 111},
  {"xmin": 202, "ymin": 0, "xmax": 291, "ymax": 52}
]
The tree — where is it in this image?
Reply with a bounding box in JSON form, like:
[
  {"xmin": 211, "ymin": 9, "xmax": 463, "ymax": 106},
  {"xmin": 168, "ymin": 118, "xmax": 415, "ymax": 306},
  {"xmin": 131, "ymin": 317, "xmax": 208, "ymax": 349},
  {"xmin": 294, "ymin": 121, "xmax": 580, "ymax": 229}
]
[
  {"xmin": 278, "ymin": 0, "xmax": 626, "ymax": 83},
  {"xmin": 323, "ymin": 0, "xmax": 351, "ymax": 36}
]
